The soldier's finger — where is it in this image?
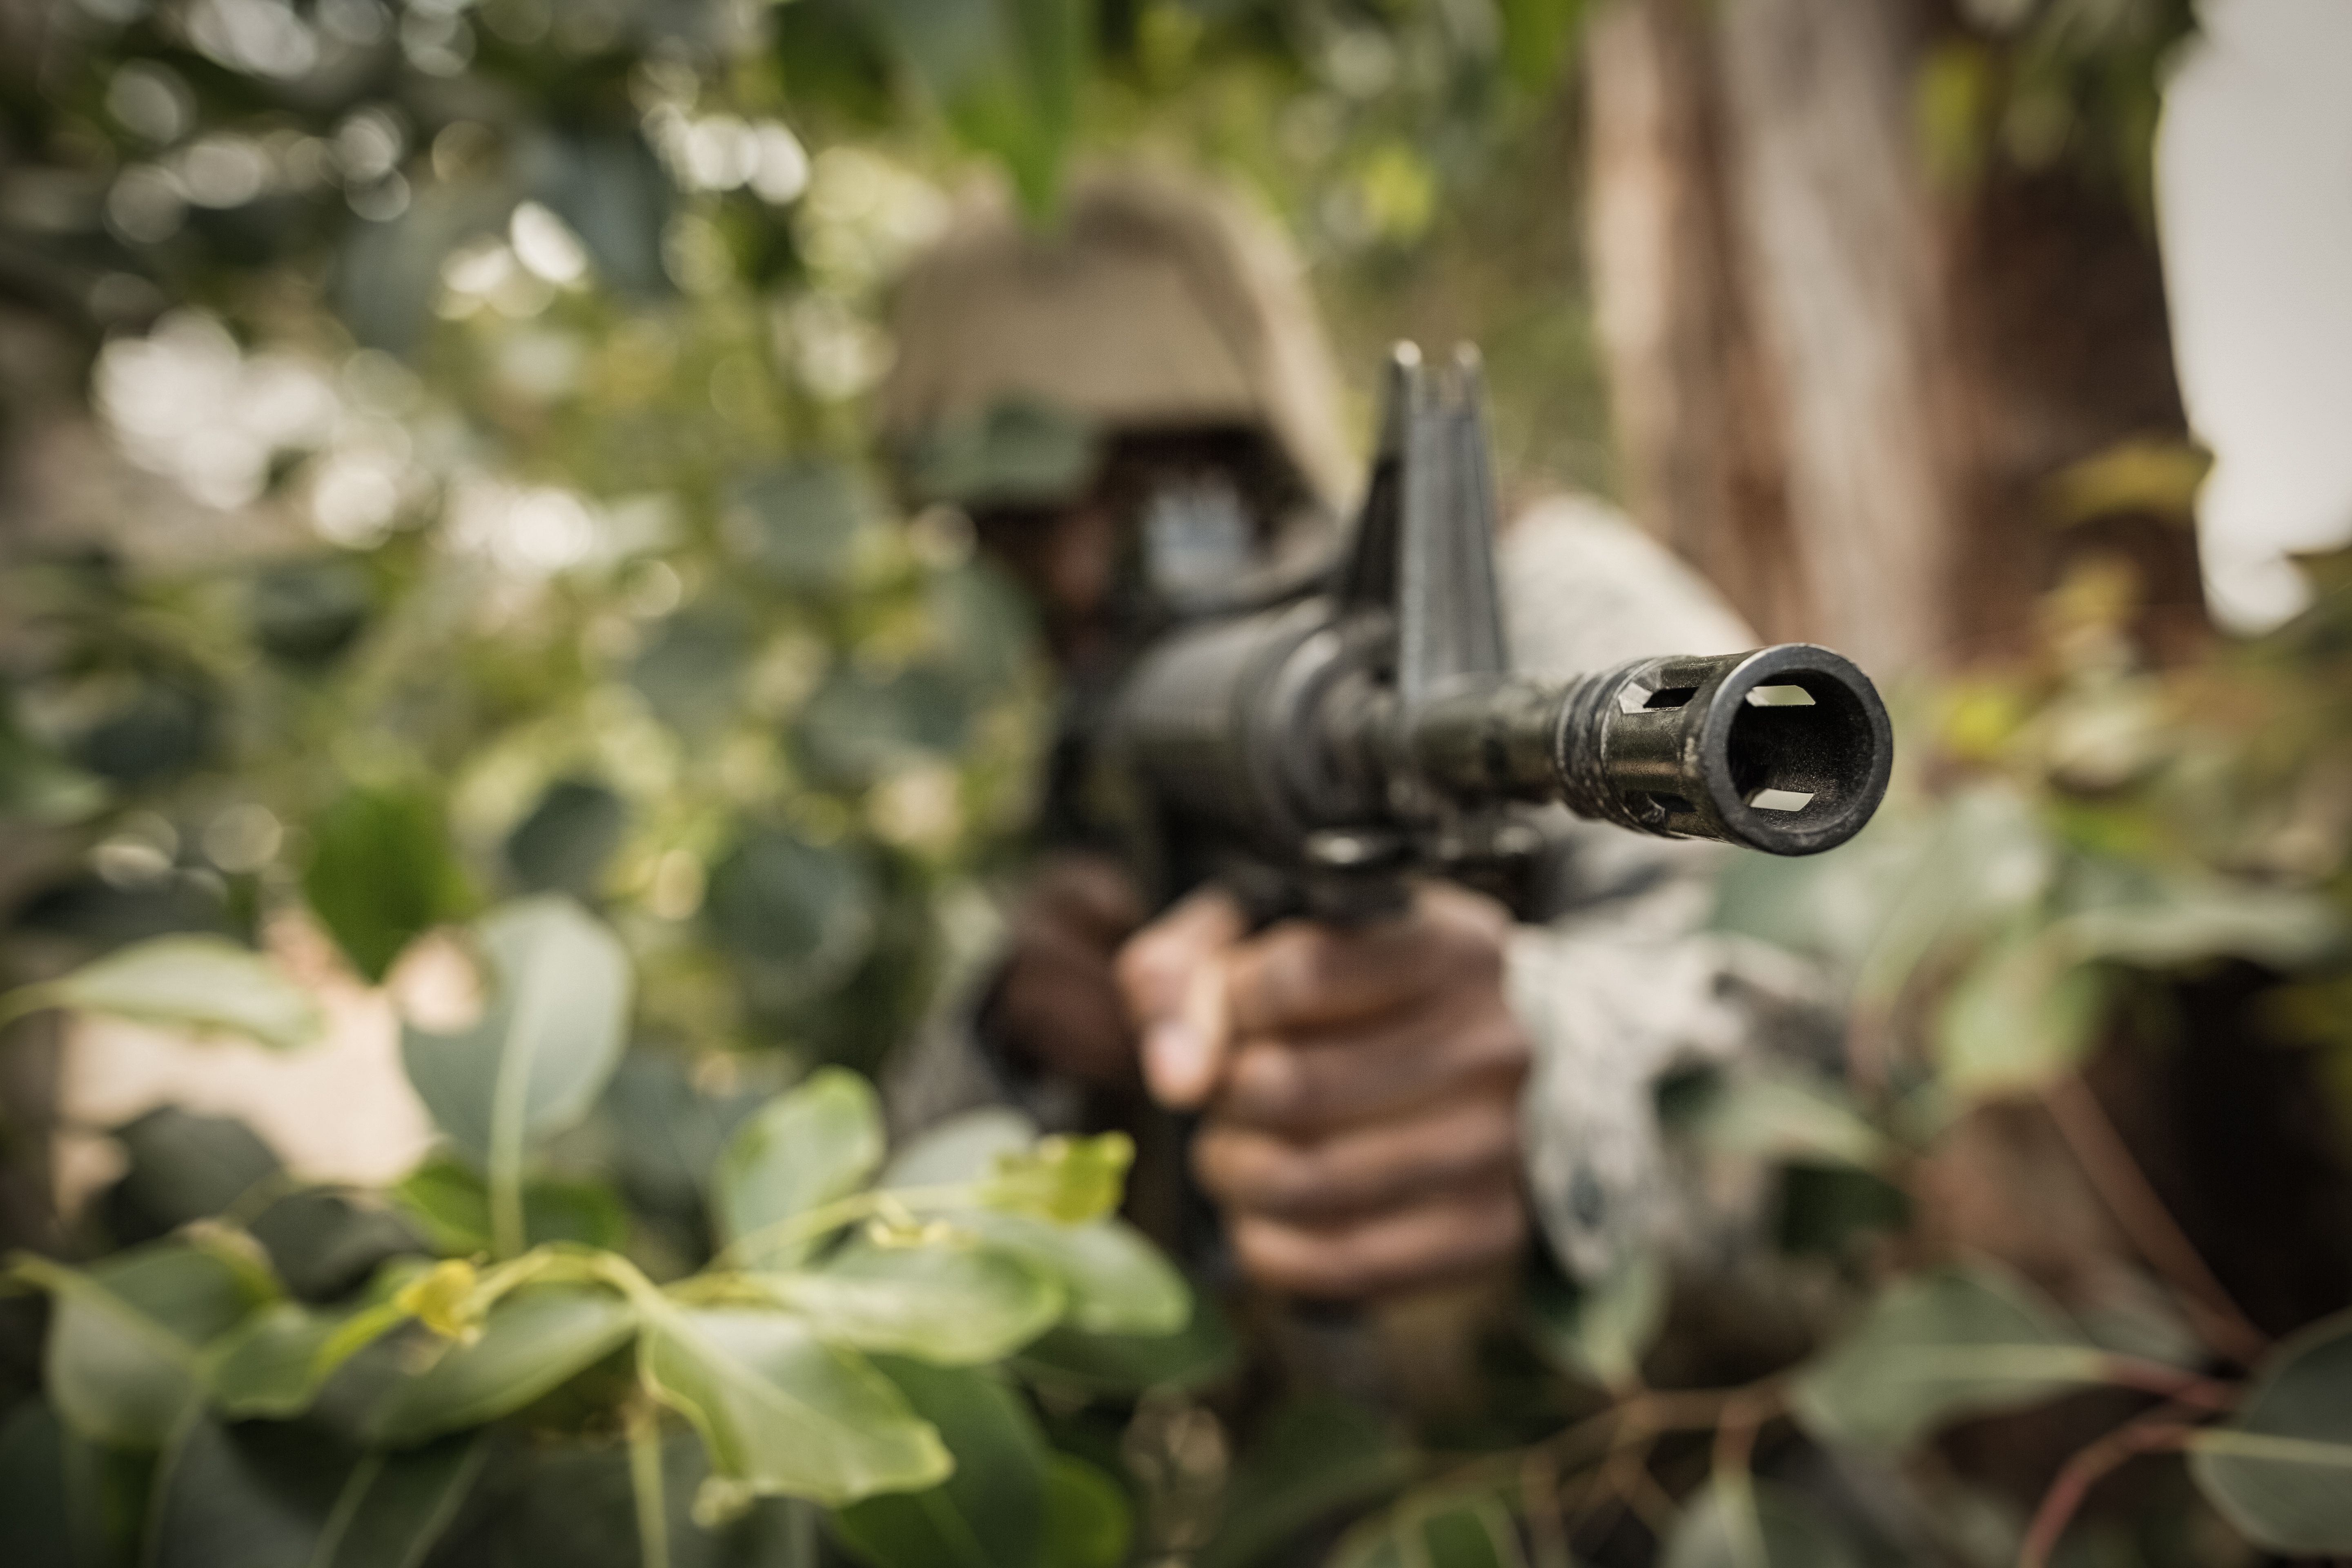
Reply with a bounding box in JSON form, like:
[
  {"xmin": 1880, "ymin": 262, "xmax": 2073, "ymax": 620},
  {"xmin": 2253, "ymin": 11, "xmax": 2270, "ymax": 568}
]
[
  {"xmin": 1026, "ymin": 853, "xmax": 1147, "ymax": 946},
  {"xmin": 1227, "ymin": 1177, "xmax": 1527, "ymax": 1300},
  {"xmin": 1115, "ymin": 886, "xmax": 1247, "ymax": 1110},
  {"xmin": 1193, "ymin": 1094, "xmax": 1521, "ymax": 1221},
  {"xmin": 1214, "ymin": 998, "xmax": 1530, "ymax": 1133},
  {"xmin": 1223, "ymin": 884, "xmax": 1507, "ymax": 1038}
]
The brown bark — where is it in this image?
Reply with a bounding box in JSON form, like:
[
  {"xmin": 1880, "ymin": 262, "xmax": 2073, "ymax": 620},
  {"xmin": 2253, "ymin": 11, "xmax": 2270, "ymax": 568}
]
[
  {"xmin": 1585, "ymin": 0, "xmax": 2206, "ymax": 673},
  {"xmin": 1584, "ymin": 0, "xmax": 1809, "ymax": 646}
]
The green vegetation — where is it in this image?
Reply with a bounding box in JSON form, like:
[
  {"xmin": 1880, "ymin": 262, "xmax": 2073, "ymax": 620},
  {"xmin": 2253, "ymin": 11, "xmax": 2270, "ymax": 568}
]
[{"xmin": 0, "ymin": 2, "xmax": 2345, "ymax": 1566}]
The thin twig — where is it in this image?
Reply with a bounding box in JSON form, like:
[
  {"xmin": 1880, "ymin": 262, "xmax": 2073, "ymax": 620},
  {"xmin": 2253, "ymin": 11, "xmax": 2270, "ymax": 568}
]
[
  {"xmin": 2043, "ymin": 1073, "xmax": 2269, "ymax": 1366},
  {"xmin": 1521, "ymin": 1448, "xmax": 1574, "ymax": 1568},
  {"xmin": 2017, "ymin": 1414, "xmax": 2196, "ymax": 1568}
]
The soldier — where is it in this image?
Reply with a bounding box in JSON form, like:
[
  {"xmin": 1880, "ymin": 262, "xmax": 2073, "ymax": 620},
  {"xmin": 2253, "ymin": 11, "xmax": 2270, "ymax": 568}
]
[{"xmin": 880, "ymin": 165, "xmax": 1816, "ymax": 1312}]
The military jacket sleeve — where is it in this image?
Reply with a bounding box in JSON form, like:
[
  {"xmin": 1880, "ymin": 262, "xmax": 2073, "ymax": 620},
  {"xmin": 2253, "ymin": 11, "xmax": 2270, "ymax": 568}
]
[{"xmin": 1496, "ymin": 495, "xmax": 1832, "ymax": 1281}]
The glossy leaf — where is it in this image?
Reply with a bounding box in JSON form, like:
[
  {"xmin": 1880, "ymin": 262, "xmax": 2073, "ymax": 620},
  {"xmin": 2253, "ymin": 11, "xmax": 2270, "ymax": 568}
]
[
  {"xmin": 208, "ymin": 1297, "xmax": 410, "ymax": 1419},
  {"xmin": 392, "ymin": 1157, "xmax": 628, "ymax": 1256},
  {"xmin": 1015, "ymin": 1296, "xmax": 1238, "ymax": 1396},
  {"xmin": 960, "ymin": 1211, "xmax": 1189, "ymax": 1336},
  {"xmin": 151, "ymin": 1415, "xmax": 481, "ymax": 1568},
  {"xmin": 979, "ymin": 1132, "xmax": 1133, "ymax": 1224},
  {"xmin": 304, "ymin": 786, "xmax": 471, "ymax": 983},
  {"xmin": 881, "ymin": 1106, "xmax": 1036, "ymax": 1188},
  {"xmin": 1679, "ymin": 1070, "xmax": 1894, "ymax": 1171},
  {"xmin": 439, "ymin": 1424, "xmax": 813, "ymax": 1566},
  {"xmin": 1935, "ymin": 924, "xmax": 2109, "ymax": 1102},
  {"xmin": 366, "ymin": 1284, "xmax": 639, "ymax": 1445},
  {"xmin": 1041, "ymin": 1454, "xmax": 1131, "ymax": 1568},
  {"xmin": 102, "ymin": 1105, "xmax": 283, "ymax": 1241},
  {"xmin": 637, "ymin": 1303, "xmax": 951, "ymax": 1507},
  {"xmin": 1662, "ymin": 1476, "xmax": 1862, "ymax": 1568},
  {"xmin": 16, "ymin": 934, "xmax": 322, "ymax": 1051},
  {"xmin": 794, "ymin": 664, "xmax": 973, "ymax": 788},
  {"xmin": 505, "ymin": 779, "xmax": 629, "ymax": 899},
  {"xmin": 759, "ymin": 1240, "xmax": 1062, "ymax": 1364},
  {"xmin": 631, "ymin": 612, "xmax": 751, "ymax": 738},
  {"xmin": 723, "ymin": 461, "xmax": 871, "ymax": 587},
  {"xmin": 247, "ymin": 1189, "xmax": 426, "ymax": 1304},
  {"xmin": 401, "ymin": 898, "xmax": 633, "ymax": 1250},
  {"xmin": 2057, "ymin": 871, "xmax": 2341, "ymax": 972},
  {"xmin": 19, "ymin": 1241, "xmax": 277, "ymax": 1448},
  {"xmin": 713, "ymin": 1068, "xmax": 884, "ymax": 1268},
  {"xmin": 831, "ymin": 1359, "xmax": 1046, "ymax": 1567},
  {"xmin": 703, "ymin": 826, "xmax": 880, "ymax": 998},
  {"xmin": 2188, "ymin": 1310, "xmax": 2352, "ymax": 1553},
  {"xmin": 1793, "ymin": 1265, "xmax": 2108, "ymax": 1448},
  {"xmin": 0, "ymin": 1404, "xmax": 75, "ymax": 1568}
]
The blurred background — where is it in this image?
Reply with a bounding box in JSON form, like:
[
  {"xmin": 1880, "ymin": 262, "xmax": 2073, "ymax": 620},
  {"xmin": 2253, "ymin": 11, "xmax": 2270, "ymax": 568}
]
[{"xmin": 0, "ymin": 0, "xmax": 2348, "ymax": 1564}]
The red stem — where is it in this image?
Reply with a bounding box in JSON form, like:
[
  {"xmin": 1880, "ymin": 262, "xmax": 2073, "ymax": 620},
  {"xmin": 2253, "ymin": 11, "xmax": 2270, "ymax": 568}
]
[{"xmin": 2017, "ymin": 1416, "xmax": 2196, "ymax": 1568}]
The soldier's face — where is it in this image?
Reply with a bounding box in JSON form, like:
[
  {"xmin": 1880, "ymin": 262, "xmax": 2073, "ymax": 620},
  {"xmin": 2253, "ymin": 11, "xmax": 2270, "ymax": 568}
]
[{"xmin": 969, "ymin": 497, "xmax": 1123, "ymax": 669}]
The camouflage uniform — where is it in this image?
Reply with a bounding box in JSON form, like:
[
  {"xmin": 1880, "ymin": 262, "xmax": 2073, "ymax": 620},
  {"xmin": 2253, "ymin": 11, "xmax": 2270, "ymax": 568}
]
[{"xmin": 881, "ymin": 166, "xmax": 1811, "ymax": 1287}]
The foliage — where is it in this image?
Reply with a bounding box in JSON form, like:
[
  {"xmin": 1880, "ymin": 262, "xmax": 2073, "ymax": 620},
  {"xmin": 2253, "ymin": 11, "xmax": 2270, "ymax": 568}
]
[
  {"xmin": 2, "ymin": 2, "xmax": 2348, "ymax": 1567},
  {"xmin": 3, "ymin": 895, "xmax": 1181, "ymax": 1561}
]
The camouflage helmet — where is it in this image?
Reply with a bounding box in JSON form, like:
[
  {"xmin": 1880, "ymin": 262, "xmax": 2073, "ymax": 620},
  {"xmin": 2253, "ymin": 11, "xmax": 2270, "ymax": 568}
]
[{"xmin": 880, "ymin": 165, "xmax": 1356, "ymax": 514}]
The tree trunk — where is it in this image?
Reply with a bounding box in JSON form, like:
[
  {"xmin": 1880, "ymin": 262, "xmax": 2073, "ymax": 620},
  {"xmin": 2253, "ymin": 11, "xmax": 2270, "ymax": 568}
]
[{"xmin": 1585, "ymin": 0, "xmax": 2205, "ymax": 673}]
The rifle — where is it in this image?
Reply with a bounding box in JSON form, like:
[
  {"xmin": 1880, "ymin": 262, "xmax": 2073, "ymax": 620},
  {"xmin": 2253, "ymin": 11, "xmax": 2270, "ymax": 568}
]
[{"xmin": 1105, "ymin": 343, "xmax": 1894, "ymax": 927}]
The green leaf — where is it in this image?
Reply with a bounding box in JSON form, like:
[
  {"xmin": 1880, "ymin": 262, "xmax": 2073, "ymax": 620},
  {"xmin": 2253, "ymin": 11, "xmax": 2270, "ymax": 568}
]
[
  {"xmin": 1530, "ymin": 1252, "xmax": 1665, "ymax": 1393},
  {"xmin": 391, "ymin": 1157, "xmax": 628, "ymax": 1256},
  {"xmin": 1792, "ymin": 1264, "xmax": 2109, "ymax": 1449},
  {"xmin": 883, "ymin": 1107, "xmax": 1188, "ymax": 1337},
  {"xmin": 759, "ymin": 1240, "xmax": 1062, "ymax": 1364},
  {"xmin": 2055, "ymin": 872, "xmax": 2342, "ymax": 972},
  {"xmin": 504, "ymin": 778, "xmax": 629, "ymax": 899},
  {"xmin": 959, "ymin": 1212, "xmax": 1188, "ymax": 1336},
  {"xmin": 703, "ymin": 826, "xmax": 880, "ymax": 999},
  {"xmin": 151, "ymin": 1416, "xmax": 481, "ymax": 1568},
  {"xmin": 632, "ymin": 612, "xmax": 751, "ymax": 738},
  {"xmin": 1677, "ymin": 1070, "xmax": 1893, "ymax": 1170},
  {"xmin": 2188, "ymin": 1309, "xmax": 2352, "ymax": 1554},
  {"xmin": 304, "ymin": 786, "xmax": 471, "ymax": 983},
  {"xmin": 17, "ymin": 1241, "xmax": 278, "ymax": 1448},
  {"xmin": 1498, "ymin": 0, "xmax": 1584, "ymax": 94},
  {"xmin": 713, "ymin": 1068, "xmax": 884, "ymax": 1269},
  {"xmin": 881, "ymin": 1107, "xmax": 1036, "ymax": 1188},
  {"xmin": 979, "ymin": 1132, "xmax": 1133, "ymax": 1225},
  {"xmin": 434, "ymin": 1426, "xmax": 807, "ymax": 1568},
  {"xmin": 208, "ymin": 1297, "xmax": 410, "ymax": 1420},
  {"xmin": 102, "ymin": 1105, "xmax": 283, "ymax": 1239},
  {"xmin": 0, "ymin": 700, "xmax": 106, "ymax": 822},
  {"xmin": 247, "ymin": 1190, "xmax": 427, "ymax": 1304},
  {"xmin": 1934, "ymin": 923, "xmax": 2109, "ymax": 1102},
  {"xmin": 401, "ymin": 897, "xmax": 633, "ymax": 1257},
  {"xmin": 1041, "ymin": 1454, "xmax": 1131, "ymax": 1568},
  {"xmin": 793, "ymin": 665, "xmax": 973, "ymax": 790},
  {"xmin": 723, "ymin": 462, "xmax": 873, "ymax": 588},
  {"xmin": 831, "ymin": 1359, "xmax": 1045, "ymax": 1567},
  {"xmin": 0, "ymin": 1404, "xmax": 75, "ymax": 1568},
  {"xmin": 1661, "ymin": 1475, "xmax": 1862, "ymax": 1568},
  {"xmin": 1014, "ymin": 1296, "xmax": 1237, "ymax": 1396},
  {"xmin": 12, "ymin": 935, "xmax": 322, "ymax": 1051},
  {"xmin": 1199, "ymin": 1396, "xmax": 1416, "ymax": 1568},
  {"xmin": 365, "ymin": 1283, "xmax": 639, "ymax": 1445},
  {"xmin": 637, "ymin": 1303, "xmax": 951, "ymax": 1507},
  {"xmin": 1331, "ymin": 1497, "xmax": 1525, "ymax": 1568},
  {"xmin": 866, "ymin": 0, "xmax": 1090, "ymax": 216}
]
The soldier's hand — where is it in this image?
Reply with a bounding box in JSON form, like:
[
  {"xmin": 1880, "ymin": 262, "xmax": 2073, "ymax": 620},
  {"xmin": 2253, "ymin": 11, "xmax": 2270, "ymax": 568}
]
[
  {"xmin": 1118, "ymin": 882, "xmax": 1532, "ymax": 1299},
  {"xmin": 989, "ymin": 853, "xmax": 1147, "ymax": 1087}
]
